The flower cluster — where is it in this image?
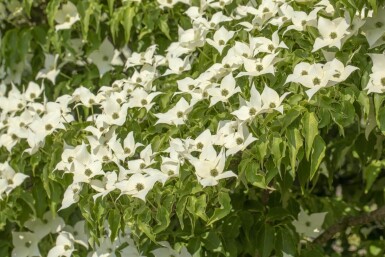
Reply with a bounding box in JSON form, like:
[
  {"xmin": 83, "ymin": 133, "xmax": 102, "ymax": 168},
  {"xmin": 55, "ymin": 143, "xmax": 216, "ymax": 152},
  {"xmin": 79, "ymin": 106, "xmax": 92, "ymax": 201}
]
[{"xmin": 0, "ymin": 0, "xmax": 384, "ymax": 256}]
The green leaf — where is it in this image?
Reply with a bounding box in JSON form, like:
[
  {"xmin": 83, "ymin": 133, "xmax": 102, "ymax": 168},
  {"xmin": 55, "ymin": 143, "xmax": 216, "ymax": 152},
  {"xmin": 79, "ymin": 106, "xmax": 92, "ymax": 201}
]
[
  {"xmin": 244, "ymin": 161, "xmax": 268, "ymax": 189},
  {"xmin": 108, "ymin": 209, "xmax": 121, "ymax": 241},
  {"xmin": 137, "ymin": 209, "xmax": 155, "ymax": 242},
  {"xmin": 363, "ymin": 160, "xmax": 384, "ymax": 193},
  {"xmin": 257, "ymin": 224, "xmax": 275, "ymax": 257},
  {"xmin": 310, "ymin": 135, "xmax": 326, "ymax": 180},
  {"xmin": 302, "ymin": 112, "xmax": 318, "ymax": 160},
  {"xmin": 46, "ymin": 0, "xmax": 61, "ymax": 27},
  {"xmin": 122, "ymin": 5, "xmax": 137, "ymax": 43},
  {"xmin": 176, "ymin": 195, "xmax": 188, "ymax": 229},
  {"xmin": 202, "ymin": 231, "xmax": 222, "ymax": 251},
  {"xmin": 153, "ymin": 206, "xmax": 170, "ymax": 233},
  {"xmin": 207, "ymin": 192, "xmax": 231, "ymax": 226},
  {"xmin": 286, "ymin": 128, "xmax": 303, "ymax": 177},
  {"xmin": 186, "ymin": 194, "xmax": 208, "ymax": 221},
  {"xmin": 366, "ymin": 96, "xmax": 377, "ymax": 139},
  {"xmin": 159, "ymin": 15, "xmax": 171, "ymax": 40},
  {"xmin": 23, "ymin": 0, "xmax": 34, "ymax": 17}
]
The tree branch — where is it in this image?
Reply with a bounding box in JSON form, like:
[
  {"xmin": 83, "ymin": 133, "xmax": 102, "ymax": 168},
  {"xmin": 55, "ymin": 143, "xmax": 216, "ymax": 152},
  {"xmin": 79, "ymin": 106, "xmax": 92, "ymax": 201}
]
[{"xmin": 313, "ymin": 205, "xmax": 385, "ymax": 245}]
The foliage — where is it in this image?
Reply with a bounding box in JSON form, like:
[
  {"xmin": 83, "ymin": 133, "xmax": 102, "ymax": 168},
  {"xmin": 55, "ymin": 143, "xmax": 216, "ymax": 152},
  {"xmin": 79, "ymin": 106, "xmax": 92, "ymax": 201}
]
[{"xmin": 1, "ymin": 0, "xmax": 385, "ymax": 256}]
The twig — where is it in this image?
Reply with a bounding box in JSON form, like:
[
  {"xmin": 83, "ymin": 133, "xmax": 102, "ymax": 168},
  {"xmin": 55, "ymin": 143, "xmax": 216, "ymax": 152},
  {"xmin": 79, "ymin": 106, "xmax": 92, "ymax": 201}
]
[{"xmin": 313, "ymin": 205, "xmax": 385, "ymax": 245}]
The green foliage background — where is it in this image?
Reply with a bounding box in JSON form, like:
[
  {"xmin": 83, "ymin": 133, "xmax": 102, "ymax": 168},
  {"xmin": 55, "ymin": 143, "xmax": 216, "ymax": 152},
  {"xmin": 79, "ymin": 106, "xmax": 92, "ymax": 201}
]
[{"xmin": 1, "ymin": 0, "xmax": 385, "ymax": 256}]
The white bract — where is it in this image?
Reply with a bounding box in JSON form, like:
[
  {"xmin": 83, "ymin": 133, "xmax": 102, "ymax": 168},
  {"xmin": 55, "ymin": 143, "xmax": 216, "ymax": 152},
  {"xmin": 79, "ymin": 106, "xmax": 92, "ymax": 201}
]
[
  {"xmin": 155, "ymin": 97, "xmax": 194, "ymax": 125},
  {"xmin": 54, "ymin": 1, "xmax": 80, "ymax": 31},
  {"xmin": 312, "ymin": 17, "xmax": 350, "ymax": 52},
  {"xmin": 292, "ymin": 208, "xmax": 327, "ymax": 238},
  {"xmin": 188, "ymin": 145, "xmax": 236, "ymax": 187},
  {"xmin": 207, "ymin": 73, "xmax": 240, "ymax": 106},
  {"xmin": 206, "ymin": 26, "xmax": 235, "ymax": 54},
  {"xmin": 0, "ymin": 162, "xmax": 28, "ymax": 199},
  {"xmin": 232, "ymin": 85, "xmax": 289, "ymax": 121}
]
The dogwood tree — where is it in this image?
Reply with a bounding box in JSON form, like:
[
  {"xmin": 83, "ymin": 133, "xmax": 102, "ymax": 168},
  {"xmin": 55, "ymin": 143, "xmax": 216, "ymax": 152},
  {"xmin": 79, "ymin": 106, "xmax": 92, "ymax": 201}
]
[{"xmin": 1, "ymin": 0, "xmax": 385, "ymax": 256}]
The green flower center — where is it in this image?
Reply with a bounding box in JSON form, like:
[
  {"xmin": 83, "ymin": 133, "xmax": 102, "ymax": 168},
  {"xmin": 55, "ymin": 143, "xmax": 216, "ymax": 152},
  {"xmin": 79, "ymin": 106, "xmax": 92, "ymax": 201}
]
[
  {"xmin": 249, "ymin": 107, "xmax": 257, "ymax": 116},
  {"xmin": 112, "ymin": 112, "xmax": 119, "ymax": 119},
  {"xmin": 210, "ymin": 169, "xmax": 219, "ymax": 177},
  {"xmin": 313, "ymin": 77, "xmax": 321, "ymax": 85},
  {"xmin": 381, "ymin": 77, "xmax": 385, "ymax": 86},
  {"xmin": 329, "ymin": 32, "xmax": 337, "ymax": 39},
  {"xmin": 84, "ymin": 169, "xmax": 92, "ymax": 176},
  {"xmin": 136, "ymin": 183, "xmax": 144, "ymax": 191},
  {"xmin": 236, "ymin": 137, "xmax": 244, "ymax": 145},
  {"xmin": 177, "ymin": 111, "xmax": 184, "ymax": 118}
]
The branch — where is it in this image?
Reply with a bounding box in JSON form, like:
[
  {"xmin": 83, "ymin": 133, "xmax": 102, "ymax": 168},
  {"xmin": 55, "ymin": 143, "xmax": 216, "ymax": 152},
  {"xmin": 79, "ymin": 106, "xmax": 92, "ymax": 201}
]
[{"xmin": 313, "ymin": 205, "xmax": 385, "ymax": 245}]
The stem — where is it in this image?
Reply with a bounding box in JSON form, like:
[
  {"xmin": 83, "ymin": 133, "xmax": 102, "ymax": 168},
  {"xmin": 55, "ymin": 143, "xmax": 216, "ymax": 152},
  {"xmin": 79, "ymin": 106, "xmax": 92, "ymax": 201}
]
[{"xmin": 312, "ymin": 205, "xmax": 385, "ymax": 245}]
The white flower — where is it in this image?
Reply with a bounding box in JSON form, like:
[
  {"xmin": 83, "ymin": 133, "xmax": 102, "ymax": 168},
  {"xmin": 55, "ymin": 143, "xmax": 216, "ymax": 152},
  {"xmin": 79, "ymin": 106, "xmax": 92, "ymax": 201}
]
[
  {"xmin": 206, "ymin": 26, "xmax": 235, "ymax": 54},
  {"xmin": 89, "ymin": 38, "xmax": 119, "ymax": 77},
  {"xmin": 126, "ymin": 145, "xmax": 155, "ymax": 174},
  {"xmin": 366, "ymin": 54, "xmax": 385, "ymax": 93},
  {"xmin": 65, "ymin": 220, "xmax": 89, "ymax": 249},
  {"xmin": 91, "ymin": 171, "xmax": 118, "ymax": 200},
  {"xmin": 108, "ymin": 131, "xmax": 143, "ymax": 161},
  {"xmin": 207, "ymin": 73, "xmax": 241, "ymax": 106},
  {"xmin": 237, "ymin": 54, "xmax": 277, "ymax": 77},
  {"xmin": 155, "ymin": 98, "xmax": 194, "ymax": 126},
  {"xmin": 362, "ymin": 8, "xmax": 385, "ymax": 47},
  {"xmin": 189, "ymin": 145, "xmax": 236, "ymax": 187},
  {"xmin": 128, "ymin": 88, "xmax": 161, "ymax": 111},
  {"xmin": 24, "ymin": 211, "xmax": 65, "ymax": 240},
  {"xmin": 73, "ymin": 86, "xmax": 100, "ymax": 107},
  {"xmin": 232, "ymin": 86, "xmax": 262, "ymax": 122},
  {"xmin": 214, "ymin": 120, "xmax": 238, "ymax": 146},
  {"xmin": 160, "ymin": 156, "xmax": 180, "ymax": 178},
  {"xmin": 12, "ymin": 232, "xmax": 41, "ymax": 257},
  {"xmin": 312, "ymin": 17, "xmax": 350, "ymax": 52},
  {"xmin": 290, "ymin": 63, "xmax": 330, "ymax": 99},
  {"xmin": 292, "ymin": 208, "xmax": 327, "ymax": 238},
  {"xmin": 259, "ymin": 85, "xmax": 291, "ymax": 114},
  {"xmin": 251, "ymin": 31, "xmax": 288, "ymax": 54},
  {"xmin": 47, "ymin": 232, "xmax": 75, "ymax": 257},
  {"xmin": 59, "ymin": 183, "xmax": 82, "ymax": 210},
  {"xmin": 208, "ymin": 0, "xmax": 232, "ymax": 9},
  {"xmin": 284, "ymin": 7, "xmax": 321, "ymax": 33},
  {"xmin": 192, "ymin": 129, "xmax": 214, "ymax": 151},
  {"xmin": 164, "ymin": 56, "xmax": 192, "ymax": 76},
  {"xmin": 24, "ymin": 81, "xmax": 44, "ymax": 102},
  {"xmin": 316, "ymin": 0, "xmax": 335, "ymax": 14},
  {"xmin": 36, "ymin": 54, "xmax": 60, "ymax": 84},
  {"xmin": 232, "ymin": 85, "xmax": 289, "ymax": 121},
  {"xmin": 157, "ymin": 0, "xmax": 190, "ymax": 9},
  {"xmin": 124, "ymin": 45, "xmax": 156, "ymax": 68},
  {"xmin": 225, "ymin": 123, "xmax": 257, "ymax": 156},
  {"xmin": 54, "ymin": 1, "xmax": 80, "ymax": 31},
  {"xmin": 178, "ymin": 26, "xmax": 207, "ymax": 51},
  {"xmin": 115, "ymin": 173, "xmax": 161, "ymax": 201},
  {"xmin": 0, "ymin": 162, "xmax": 28, "ymax": 198},
  {"xmin": 323, "ymin": 58, "xmax": 357, "ymax": 85},
  {"xmin": 100, "ymin": 97, "xmax": 130, "ymax": 126}
]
